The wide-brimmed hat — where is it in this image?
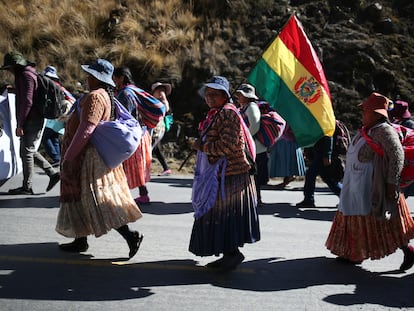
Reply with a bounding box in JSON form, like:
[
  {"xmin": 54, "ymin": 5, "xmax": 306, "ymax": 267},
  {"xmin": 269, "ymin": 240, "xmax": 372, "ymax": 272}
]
[
  {"xmin": 359, "ymin": 92, "xmax": 391, "ymax": 118},
  {"xmin": 0, "ymin": 51, "xmax": 35, "ymax": 70},
  {"xmin": 198, "ymin": 75, "xmax": 231, "ymax": 99},
  {"xmin": 389, "ymin": 100, "xmax": 411, "ymax": 119},
  {"xmin": 235, "ymin": 83, "xmax": 258, "ymax": 100},
  {"xmin": 43, "ymin": 65, "xmax": 60, "ymax": 80},
  {"xmin": 81, "ymin": 58, "xmax": 115, "ymax": 88},
  {"xmin": 151, "ymin": 82, "xmax": 172, "ymax": 95}
]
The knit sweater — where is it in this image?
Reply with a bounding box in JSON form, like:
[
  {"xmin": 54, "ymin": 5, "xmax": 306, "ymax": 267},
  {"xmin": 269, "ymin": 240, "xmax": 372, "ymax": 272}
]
[{"xmin": 359, "ymin": 121, "xmax": 403, "ymax": 185}]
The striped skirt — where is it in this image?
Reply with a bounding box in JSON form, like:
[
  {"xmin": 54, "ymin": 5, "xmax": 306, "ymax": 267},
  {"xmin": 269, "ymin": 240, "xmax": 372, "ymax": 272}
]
[
  {"xmin": 123, "ymin": 130, "xmax": 152, "ymax": 189},
  {"xmin": 325, "ymin": 194, "xmax": 414, "ymax": 262},
  {"xmin": 189, "ymin": 172, "xmax": 261, "ymax": 256}
]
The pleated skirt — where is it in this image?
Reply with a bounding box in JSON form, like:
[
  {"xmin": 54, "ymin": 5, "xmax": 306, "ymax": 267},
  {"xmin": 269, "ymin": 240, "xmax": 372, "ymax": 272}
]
[
  {"xmin": 189, "ymin": 172, "xmax": 261, "ymax": 256},
  {"xmin": 269, "ymin": 139, "xmax": 306, "ymax": 177},
  {"xmin": 325, "ymin": 194, "xmax": 414, "ymax": 262},
  {"xmin": 56, "ymin": 146, "xmax": 142, "ymax": 238},
  {"xmin": 123, "ymin": 130, "xmax": 152, "ymax": 189}
]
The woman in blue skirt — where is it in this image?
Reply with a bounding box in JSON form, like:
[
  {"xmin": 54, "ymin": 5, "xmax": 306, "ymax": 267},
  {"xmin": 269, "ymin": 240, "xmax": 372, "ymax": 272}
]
[
  {"xmin": 189, "ymin": 76, "xmax": 260, "ymax": 271},
  {"xmin": 269, "ymin": 124, "xmax": 306, "ymax": 188}
]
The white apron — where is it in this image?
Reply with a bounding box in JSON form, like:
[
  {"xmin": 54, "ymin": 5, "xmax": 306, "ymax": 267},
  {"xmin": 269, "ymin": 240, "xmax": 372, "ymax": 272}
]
[{"xmin": 338, "ymin": 134, "xmax": 373, "ymax": 215}]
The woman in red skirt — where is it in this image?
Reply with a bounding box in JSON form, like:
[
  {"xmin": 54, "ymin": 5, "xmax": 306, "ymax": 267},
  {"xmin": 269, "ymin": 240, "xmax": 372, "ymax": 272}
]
[
  {"xmin": 113, "ymin": 67, "xmax": 152, "ymax": 205},
  {"xmin": 326, "ymin": 92, "xmax": 414, "ymax": 271}
]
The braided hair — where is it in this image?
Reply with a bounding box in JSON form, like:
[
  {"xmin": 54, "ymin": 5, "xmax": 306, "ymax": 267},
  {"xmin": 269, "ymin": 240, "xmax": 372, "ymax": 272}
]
[{"xmin": 102, "ymin": 83, "xmax": 116, "ymax": 120}]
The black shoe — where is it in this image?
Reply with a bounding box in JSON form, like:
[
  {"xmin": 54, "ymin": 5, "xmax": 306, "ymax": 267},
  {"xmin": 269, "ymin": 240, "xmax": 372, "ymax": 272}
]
[
  {"xmin": 400, "ymin": 246, "xmax": 414, "ymax": 271},
  {"xmin": 206, "ymin": 257, "xmax": 226, "ymax": 269},
  {"xmin": 220, "ymin": 251, "xmax": 245, "ymax": 271},
  {"xmin": 128, "ymin": 231, "xmax": 144, "ymax": 258},
  {"xmin": 273, "ymin": 182, "xmax": 287, "ymax": 189},
  {"xmin": 46, "ymin": 173, "xmax": 60, "ymax": 192},
  {"xmin": 59, "ymin": 238, "xmax": 89, "ymax": 253},
  {"xmin": 296, "ymin": 200, "xmax": 315, "ymax": 208},
  {"xmin": 335, "ymin": 256, "xmax": 362, "ymax": 265},
  {"xmin": 8, "ymin": 187, "xmax": 34, "ymax": 195}
]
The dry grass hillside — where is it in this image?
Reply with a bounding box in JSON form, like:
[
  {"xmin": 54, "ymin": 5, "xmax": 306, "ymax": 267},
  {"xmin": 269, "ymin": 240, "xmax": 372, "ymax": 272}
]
[
  {"xmin": 0, "ymin": 0, "xmax": 413, "ymax": 172},
  {"xmin": 0, "ymin": 0, "xmax": 201, "ymax": 89}
]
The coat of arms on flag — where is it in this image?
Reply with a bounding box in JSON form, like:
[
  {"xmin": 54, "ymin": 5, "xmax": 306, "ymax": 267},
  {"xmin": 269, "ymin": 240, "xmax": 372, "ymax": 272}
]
[{"xmin": 248, "ymin": 14, "xmax": 336, "ymax": 147}]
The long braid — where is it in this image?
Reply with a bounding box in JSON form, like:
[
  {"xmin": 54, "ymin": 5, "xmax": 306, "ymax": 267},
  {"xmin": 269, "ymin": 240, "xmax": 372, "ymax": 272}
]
[{"xmin": 103, "ymin": 84, "xmax": 116, "ymax": 120}]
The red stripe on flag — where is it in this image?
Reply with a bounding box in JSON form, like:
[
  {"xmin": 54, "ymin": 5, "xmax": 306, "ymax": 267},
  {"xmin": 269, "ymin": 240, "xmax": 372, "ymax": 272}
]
[{"xmin": 279, "ymin": 16, "xmax": 331, "ymax": 99}]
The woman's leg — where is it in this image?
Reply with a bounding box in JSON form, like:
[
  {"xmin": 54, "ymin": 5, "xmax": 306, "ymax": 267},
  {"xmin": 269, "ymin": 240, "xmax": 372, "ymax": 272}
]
[
  {"xmin": 59, "ymin": 237, "xmax": 88, "ymax": 253},
  {"xmin": 400, "ymin": 245, "xmax": 414, "ymax": 271},
  {"xmin": 116, "ymin": 224, "xmax": 144, "ymax": 258}
]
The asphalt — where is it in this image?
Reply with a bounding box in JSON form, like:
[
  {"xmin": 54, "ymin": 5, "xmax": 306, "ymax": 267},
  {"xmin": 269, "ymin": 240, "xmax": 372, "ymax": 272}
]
[{"xmin": 1, "ymin": 168, "xmax": 414, "ymax": 311}]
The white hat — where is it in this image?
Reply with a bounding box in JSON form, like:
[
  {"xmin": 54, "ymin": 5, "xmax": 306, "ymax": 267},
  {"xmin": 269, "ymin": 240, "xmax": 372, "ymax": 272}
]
[
  {"xmin": 43, "ymin": 65, "xmax": 60, "ymax": 80},
  {"xmin": 151, "ymin": 82, "xmax": 172, "ymax": 95},
  {"xmin": 235, "ymin": 83, "xmax": 258, "ymax": 100}
]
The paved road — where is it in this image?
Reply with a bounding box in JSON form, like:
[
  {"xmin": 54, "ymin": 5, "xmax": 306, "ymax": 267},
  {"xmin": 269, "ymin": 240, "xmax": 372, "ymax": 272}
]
[{"xmin": 1, "ymin": 169, "xmax": 414, "ymax": 311}]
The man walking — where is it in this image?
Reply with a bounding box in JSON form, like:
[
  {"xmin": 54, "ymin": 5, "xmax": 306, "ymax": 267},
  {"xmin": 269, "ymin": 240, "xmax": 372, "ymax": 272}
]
[{"xmin": 1, "ymin": 51, "xmax": 60, "ymax": 194}]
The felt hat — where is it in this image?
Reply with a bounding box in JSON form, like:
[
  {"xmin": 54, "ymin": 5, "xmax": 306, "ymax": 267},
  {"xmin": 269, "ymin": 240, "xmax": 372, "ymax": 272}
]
[
  {"xmin": 390, "ymin": 100, "xmax": 411, "ymax": 119},
  {"xmin": 359, "ymin": 92, "xmax": 391, "ymax": 118}
]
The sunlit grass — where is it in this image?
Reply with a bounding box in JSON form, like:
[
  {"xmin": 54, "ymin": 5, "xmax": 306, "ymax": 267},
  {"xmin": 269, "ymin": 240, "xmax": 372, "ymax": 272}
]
[{"xmin": 0, "ymin": 0, "xmax": 241, "ymax": 90}]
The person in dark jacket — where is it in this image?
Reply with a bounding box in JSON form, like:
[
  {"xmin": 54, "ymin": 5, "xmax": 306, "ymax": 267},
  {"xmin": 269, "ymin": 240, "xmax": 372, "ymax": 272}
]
[
  {"xmin": 296, "ymin": 135, "xmax": 342, "ymax": 207},
  {"xmin": 0, "ymin": 51, "xmax": 59, "ymax": 194}
]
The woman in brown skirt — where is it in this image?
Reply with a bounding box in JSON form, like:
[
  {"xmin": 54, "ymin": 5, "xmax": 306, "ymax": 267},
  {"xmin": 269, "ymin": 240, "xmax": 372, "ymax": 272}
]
[{"xmin": 55, "ymin": 59, "xmax": 143, "ymax": 258}]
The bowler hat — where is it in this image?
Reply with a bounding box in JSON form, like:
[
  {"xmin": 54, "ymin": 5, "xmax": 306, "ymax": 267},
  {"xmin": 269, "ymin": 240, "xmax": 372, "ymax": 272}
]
[
  {"xmin": 390, "ymin": 100, "xmax": 411, "ymax": 119},
  {"xmin": 359, "ymin": 92, "xmax": 391, "ymax": 118}
]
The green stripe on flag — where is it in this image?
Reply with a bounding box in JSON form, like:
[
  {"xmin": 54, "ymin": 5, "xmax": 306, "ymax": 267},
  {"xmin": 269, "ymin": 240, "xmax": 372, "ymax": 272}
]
[{"xmin": 248, "ymin": 58, "xmax": 324, "ymax": 147}]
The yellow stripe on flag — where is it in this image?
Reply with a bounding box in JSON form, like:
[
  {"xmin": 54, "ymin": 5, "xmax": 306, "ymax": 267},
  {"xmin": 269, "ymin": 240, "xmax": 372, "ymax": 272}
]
[{"xmin": 263, "ymin": 37, "xmax": 335, "ymax": 136}]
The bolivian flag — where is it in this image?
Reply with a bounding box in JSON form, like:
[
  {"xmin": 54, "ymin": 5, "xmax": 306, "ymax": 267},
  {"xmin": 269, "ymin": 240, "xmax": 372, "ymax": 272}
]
[{"xmin": 248, "ymin": 15, "xmax": 335, "ymax": 147}]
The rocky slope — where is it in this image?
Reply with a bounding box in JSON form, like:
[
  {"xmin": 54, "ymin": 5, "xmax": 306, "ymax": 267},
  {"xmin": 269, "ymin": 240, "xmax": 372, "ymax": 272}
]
[{"xmin": 177, "ymin": 0, "xmax": 414, "ymax": 133}]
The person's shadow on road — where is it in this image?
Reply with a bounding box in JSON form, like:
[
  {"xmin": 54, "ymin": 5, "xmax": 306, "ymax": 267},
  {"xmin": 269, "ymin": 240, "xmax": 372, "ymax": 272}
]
[
  {"xmin": 0, "ymin": 195, "xmax": 60, "ymax": 209},
  {"xmin": 259, "ymin": 202, "xmax": 336, "ymax": 221},
  {"xmin": 0, "ymin": 242, "xmax": 413, "ymax": 308}
]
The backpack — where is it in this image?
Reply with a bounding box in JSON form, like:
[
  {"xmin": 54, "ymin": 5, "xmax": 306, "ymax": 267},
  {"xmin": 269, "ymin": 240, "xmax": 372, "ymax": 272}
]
[
  {"xmin": 125, "ymin": 85, "xmax": 166, "ymax": 128},
  {"xmin": 360, "ymin": 123, "xmax": 414, "ymax": 188},
  {"xmin": 393, "ymin": 124, "xmax": 414, "ymax": 188},
  {"xmin": 35, "ymin": 74, "xmax": 67, "ymax": 119},
  {"xmin": 333, "ymin": 119, "xmax": 351, "ymax": 155},
  {"xmin": 243, "ymin": 101, "xmax": 286, "ymax": 148}
]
